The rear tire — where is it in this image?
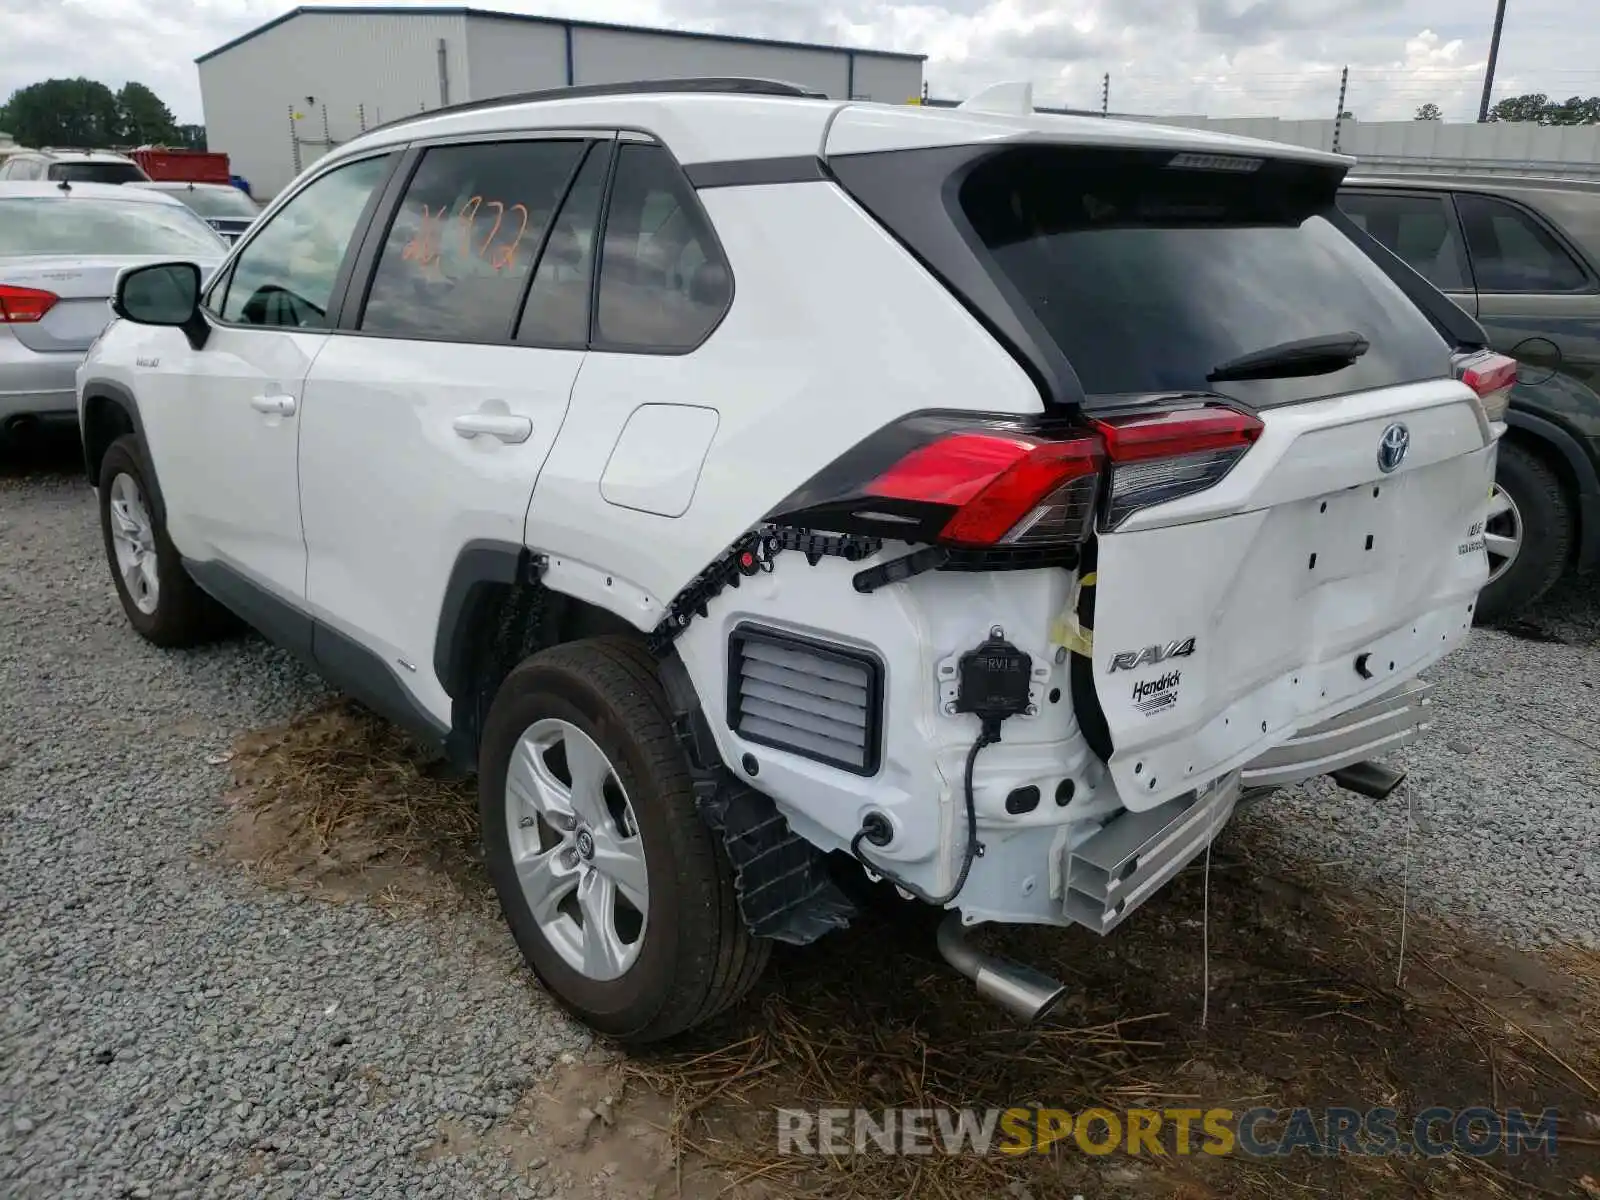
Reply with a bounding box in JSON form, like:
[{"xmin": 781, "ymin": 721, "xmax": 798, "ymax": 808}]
[
  {"xmin": 97, "ymin": 434, "xmax": 226, "ymax": 647},
  {"xmin": 478, "ymin": 636, "xmax": 769, "ymax": 1044},
  {"xmin": 1476, "ymin": 440, "xmax": 1572, "ymax": 625}
]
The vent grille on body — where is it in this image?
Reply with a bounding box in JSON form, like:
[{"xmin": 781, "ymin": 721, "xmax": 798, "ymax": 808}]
[{"xmin": 727, "ymin": 625, "xmax": 883, "ymax": 776}]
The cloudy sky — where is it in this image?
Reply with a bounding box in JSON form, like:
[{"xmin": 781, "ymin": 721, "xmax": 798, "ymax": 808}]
[{"xmin": 2, "ymin": 0, "xmax": 1595, "ymax": 125}]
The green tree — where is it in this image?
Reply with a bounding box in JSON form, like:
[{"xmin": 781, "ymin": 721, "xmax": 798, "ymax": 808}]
[
  {"xmin": 0, "ymin": 77, "xmax": 120, "ymax": 147},
  {"xmin": 1415, "ymin": 103, "xmax": 1442, "ymax": 120},
  {"xmin": 1488, "ymin": 92, "xmax": 1600, "ymax": 124},
  {"xmin": 1545, "ymin": 95, "xmax": 1600, "ymax": 125},
  {"xmin": 116, "ymin": 81, "xmax": 178, "ymax": 144},
  {"xmin": 1488, "ymin": 92, "xmax": 1551, "ymax": 122}
]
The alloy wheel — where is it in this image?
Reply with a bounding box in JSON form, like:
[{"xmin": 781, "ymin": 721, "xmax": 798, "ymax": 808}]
[
  {"xmin": 504, "ymin": 718, "xmax": 648, "ymax": 982},
  {"xmin": 108, "ymin": 472, "xmax": 160, "ymax": 615},
  {"xmin": 1484, "ymin": 484, "xmax": 1523, "ymax": 585}
]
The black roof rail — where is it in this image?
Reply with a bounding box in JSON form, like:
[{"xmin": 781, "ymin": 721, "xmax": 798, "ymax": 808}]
[{"xmin": 364, "ymin": 77, "xmax": 829, "ymax": 137}]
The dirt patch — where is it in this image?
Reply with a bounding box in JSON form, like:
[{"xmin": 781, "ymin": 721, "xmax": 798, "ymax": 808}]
[
  {"xmin": 213, "ymin": 705, "xmax": 1600, "ymax": 1199},
  {"xmin": 417, "ymin": 1052, "xmax": 742, "ymax": 1199},
  {"xmin": 213, "ymin": 699, "xmax": 485, "ymax": 907}
]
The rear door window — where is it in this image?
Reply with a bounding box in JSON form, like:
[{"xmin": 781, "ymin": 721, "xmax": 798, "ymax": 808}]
[
  {"xmin": 516, "ymin": 141, "xmax": 609, "ymax": 347},
  {"xmin": 1335, "ymin": 190, "xmax": 1471, "ymax": 292},
  {"xmin": 359, "ymin": 139, "xmax": 588, "ymax": 342},
  {"xmin": 1456, "ymin": 193, "xmax": 1591, "ymax": 293},
  {"xmin": 960, "ymin": 147, "xmax": 1452, "ymax": 409}
]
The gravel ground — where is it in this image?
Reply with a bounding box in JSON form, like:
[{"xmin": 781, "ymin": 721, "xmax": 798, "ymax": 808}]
[
  {"xmin": 0, "ymin": 460, "xmax": 589, "ymax": 1198},
  {"xmin": 2, "ymin": 442, "xmax": 1597, "ymax": 1196},
  {"xmin": 1237, "ymin": 573, "xmax": 1600, "ymax": 951}
]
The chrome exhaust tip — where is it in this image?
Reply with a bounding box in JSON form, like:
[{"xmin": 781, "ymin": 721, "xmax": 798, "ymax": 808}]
[{"xmin": 936, "ymin": 912, "xmax": 1068, "ymax": 1025}]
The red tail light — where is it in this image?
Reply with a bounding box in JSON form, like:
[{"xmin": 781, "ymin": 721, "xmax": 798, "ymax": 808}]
[
  {"xmin": 1094, "ymin": 405, "xmax": 1262, "ymax": 529},
  {"xmin": 0, "ymin": 284, "xmax": 59, "ymax": 324},
  {"xmin": 767, "ymin": 403, "xmax": 1261, "ymax": 556},
  {"xmin": 866, "ymin": 431, "xmax": 1102, "ymax": 547},
  {"xmin": 1453, "ymin": 349, "xmax": 1517, "ymax": 422}
]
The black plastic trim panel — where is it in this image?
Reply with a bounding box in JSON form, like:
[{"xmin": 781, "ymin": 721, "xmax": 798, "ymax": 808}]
[{"xmin": 686, "ymin": 155, "xmax": 830, "ymax": 189}]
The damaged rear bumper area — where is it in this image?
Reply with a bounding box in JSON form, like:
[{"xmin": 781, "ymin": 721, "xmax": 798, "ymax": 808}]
[{"xmin": 1058, "ymin": 678, "xmax": 1432, "ymax": 936}]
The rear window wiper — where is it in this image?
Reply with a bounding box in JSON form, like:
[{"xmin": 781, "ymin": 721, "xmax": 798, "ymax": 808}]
[{"xmin": 1207, "ymin": 331, "xmax": 1371, "ymax": 383}]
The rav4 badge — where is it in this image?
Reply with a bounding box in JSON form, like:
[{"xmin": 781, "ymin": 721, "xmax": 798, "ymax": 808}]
[{"xmin": 1108, "ymin": 637, "xmax": 1197, "ymax": 673}]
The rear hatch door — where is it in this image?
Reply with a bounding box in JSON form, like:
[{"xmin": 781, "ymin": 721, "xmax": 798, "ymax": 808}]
[{"xmin": 955, "ymin": 143, "xmax": 1496, "ymax": 810}]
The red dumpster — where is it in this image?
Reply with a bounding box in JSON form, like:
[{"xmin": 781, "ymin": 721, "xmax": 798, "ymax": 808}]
[{"xmin": 126, "ymin": 147, "xmax": 231, "ymax": 184}]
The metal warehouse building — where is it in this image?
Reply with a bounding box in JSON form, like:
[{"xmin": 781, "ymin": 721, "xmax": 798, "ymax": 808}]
[{"xmin": 197, "ymin": 5, "xmax": 927, "ymax": 198}]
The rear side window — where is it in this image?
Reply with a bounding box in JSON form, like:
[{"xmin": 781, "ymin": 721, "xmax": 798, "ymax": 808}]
[
  {"xmin": 593, "ymin": 143, "xmax": 731, "ymax": 352},
  {"xmin": 48, "ymin": 161, "xmax": 146, "ymax": 184},
  {"xmin": 1456, "ymin": 193, "xmax": 1590, "ymax": 293},
  {"xmin": 960, "ymin": 147, "xmax": 1452, "ymax": 409},
  {"xmin": 361, "ymin": 139, "xmax": 589, "ymax": 341},
  {"xmin": 1336, "ymin": 190, "xmax": 1470, "ymax": 292}
]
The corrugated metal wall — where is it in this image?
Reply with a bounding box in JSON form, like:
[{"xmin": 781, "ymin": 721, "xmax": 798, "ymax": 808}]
[
  {"xmin": 199, "ymin": 10, "xmax": 468, "ymax": 198},
  {"xmin": 567, "ymin": 27, "xmax": 850, "ymax": 98},
  {"xmin": 200, "ymin": 12, "xmax": 926, "ymax": 199},
  {"xmin": 848, "ymin": 56, "xmax": 924, "ymax": 105},
  {"xmin": 1129, "ymin": 114, "xmax": 1600, "ymax": 180}
]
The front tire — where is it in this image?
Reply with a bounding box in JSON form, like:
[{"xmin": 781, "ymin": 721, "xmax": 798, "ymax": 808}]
[
  {"xmin": 478, "ymin": 636, "xmax": 769, "ymax": 1044},
  {"xmin": 97, "ymin": 434, "xmax": 225, "ymax": 647},
  {"xmin": 1476, "ymin": 440, "xmax": 1572, "ymax": 625}
]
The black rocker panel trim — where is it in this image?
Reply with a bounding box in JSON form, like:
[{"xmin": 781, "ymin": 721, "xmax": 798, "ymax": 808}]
[{"xmin": 184, "ymin": 558, "xmax": 449, "ymax": 746}]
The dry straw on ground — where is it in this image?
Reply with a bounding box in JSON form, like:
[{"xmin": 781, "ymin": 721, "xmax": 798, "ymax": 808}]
[{"xmin": 225, "ymin": 699, "xmax": 1600, "ymax": 1199}]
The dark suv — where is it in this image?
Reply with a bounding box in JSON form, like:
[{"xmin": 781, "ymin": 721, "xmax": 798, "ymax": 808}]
[{"xmin": 1337, "ymin": 174, "xmax": 1600, "ymax": 620}]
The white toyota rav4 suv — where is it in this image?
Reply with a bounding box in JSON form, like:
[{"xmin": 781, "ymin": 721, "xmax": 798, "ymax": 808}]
[{"xmin": 77, "ymin": 78, "xmax": 1511, "ymax": 1044}]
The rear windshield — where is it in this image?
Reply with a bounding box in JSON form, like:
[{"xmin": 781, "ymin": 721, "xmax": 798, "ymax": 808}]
[
  {"xmin": 47, "ymin": 161, "xmax": 147, "ymax": 184},
  {"xmin": 0, "ymin": 197, "xmax": 225, "ymax": 257},
  {"xmin": 165, "ymin": 186, "xmax": 260, "ymax": 219},
  {"xmin": 960, "ymin": 147, "xmax": 1453, "ymax": 408}
]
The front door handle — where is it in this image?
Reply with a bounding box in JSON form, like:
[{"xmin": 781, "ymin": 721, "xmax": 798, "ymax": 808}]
[
  {"xmin": 453, "ymin": 412, "xmax": 532, "ymax": 444},
  {"xmin": 249, "ymin": 393, "xmax": 297, "ymax": 417}
]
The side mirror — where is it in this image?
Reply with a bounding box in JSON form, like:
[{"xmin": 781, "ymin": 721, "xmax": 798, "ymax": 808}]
[{"xmin": 113, "ymin": 261, "xmax": 209, "ymax": 350}]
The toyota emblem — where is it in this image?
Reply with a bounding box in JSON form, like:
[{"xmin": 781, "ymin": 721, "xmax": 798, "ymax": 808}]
[
  {"xmin": 1377, "ymin": 422, "xmax": 1410, "ymax": 474},
  {"xmin": 575, "ymin": 828, "xmax": 595, "ymax": 861}
]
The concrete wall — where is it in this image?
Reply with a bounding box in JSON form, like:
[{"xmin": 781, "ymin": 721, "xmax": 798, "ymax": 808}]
[
  {"xmin": 199, "ymin": 10, "xmax": 468, "ymax": 198},
  {"xmin": 1127, "ymin": 113, "xmax": 1600, "ymax": 180}
]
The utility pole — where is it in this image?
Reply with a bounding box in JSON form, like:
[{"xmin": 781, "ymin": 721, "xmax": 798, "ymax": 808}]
[
  {"xmin": 1478, "ymin": 0, "xmax": 1509, "ymax": 121},
  {"xmin": 1101, "ymin": 72, "xmax": 1110, "ymax": 116},
  {"xmin": 1332, "ymin": 65, "xmax": 1349, "ymax": 152}
]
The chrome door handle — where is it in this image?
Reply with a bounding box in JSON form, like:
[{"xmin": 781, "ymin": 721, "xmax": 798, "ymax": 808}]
[
  {"xmin": 453, "ymin": 413, "xmax": 532, "ymax": 444},
  {"xmin": 249, "ymin": 393, "xmax": 297, "ymax": 416}
]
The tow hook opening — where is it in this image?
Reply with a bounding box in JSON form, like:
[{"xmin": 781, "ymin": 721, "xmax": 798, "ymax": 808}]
[{"xmin": 936, "ymin": 912, "xmax": 1068, "ymax": 1025}]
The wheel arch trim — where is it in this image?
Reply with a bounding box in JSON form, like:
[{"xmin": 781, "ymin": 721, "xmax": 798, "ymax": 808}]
[
  {"xmin": 1504, "ymin": 408, "xmax": 1599, "ymax": 572},
  {"xmin": 79, "ymin": 380, "xmax": 165, "ymax": 524}
]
